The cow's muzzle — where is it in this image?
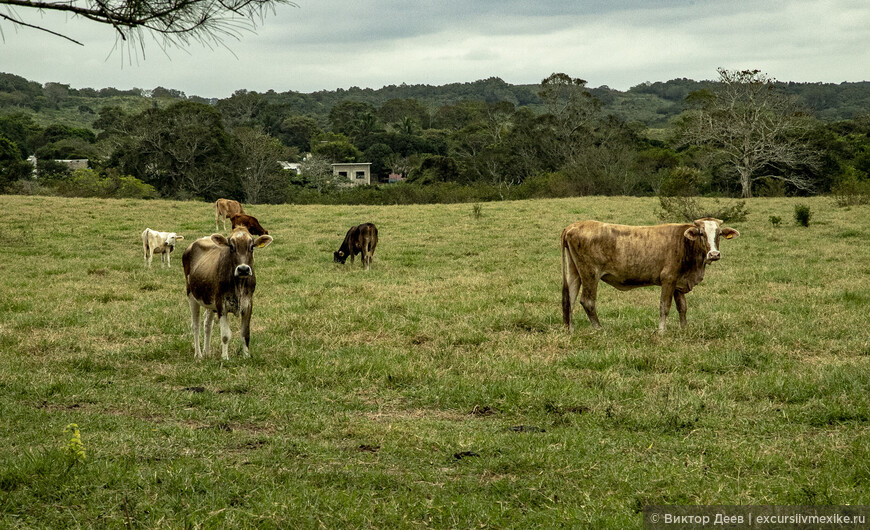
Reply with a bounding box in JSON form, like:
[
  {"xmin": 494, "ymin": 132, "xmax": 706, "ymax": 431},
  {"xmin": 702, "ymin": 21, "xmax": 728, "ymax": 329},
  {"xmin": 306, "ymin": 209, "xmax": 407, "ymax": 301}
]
[
  {"xmin": 234, "ymin": 264, "xmax": 253, "ymax": 277},
  {"xmin": 706, "ymin": 250, "xmax": 721, "ymax": 262}
]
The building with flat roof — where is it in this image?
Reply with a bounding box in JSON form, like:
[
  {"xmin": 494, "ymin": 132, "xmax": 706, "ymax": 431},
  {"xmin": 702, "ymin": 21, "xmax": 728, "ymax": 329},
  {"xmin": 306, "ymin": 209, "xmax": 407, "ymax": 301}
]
[{"xmin": 332, "ymin": 163, "xmax": 371, "ymax": 186}]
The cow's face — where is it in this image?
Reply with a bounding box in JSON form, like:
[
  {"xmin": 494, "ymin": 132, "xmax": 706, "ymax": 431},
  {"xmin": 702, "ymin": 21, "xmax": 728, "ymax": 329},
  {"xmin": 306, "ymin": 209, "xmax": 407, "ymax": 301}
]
[
  {"xmin": 165, "ymin": 233, "xmax": 184, "ymax": 250},
  {"xmin": 334, "ymin": 250, "xmax": 348, "ymax": 264},
  {"xmin": 684, "ymin": 218, "xmax": 739, "ymax": 262},
  {"xmin": 211, "ymin": 232, "xmax": 273, "ymax": 277}
]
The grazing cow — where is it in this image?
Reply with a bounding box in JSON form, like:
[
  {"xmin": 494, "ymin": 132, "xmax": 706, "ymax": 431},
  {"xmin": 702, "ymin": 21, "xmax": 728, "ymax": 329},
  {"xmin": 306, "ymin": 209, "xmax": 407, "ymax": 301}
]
[
  {"xmin": 561, "ymin": 217, "xmax": 739, "ymax": 333},
  {"xmin": 230, "ymin": 213, "xmax": 268, "ymax": 236},
  {"xmin": 182, "ymin": 229, "xmax": 273, "ymax": 360},
  {"xmin": 141, "ymin": 228, "xmax": 184, "ymax": 268},
  {"xmin": 215, "ymin": 198, "xmax": 244, "ymax": 231},
  {"xmin": 334, "ymin": 223, "xmax": 378, "ymax": 270}
]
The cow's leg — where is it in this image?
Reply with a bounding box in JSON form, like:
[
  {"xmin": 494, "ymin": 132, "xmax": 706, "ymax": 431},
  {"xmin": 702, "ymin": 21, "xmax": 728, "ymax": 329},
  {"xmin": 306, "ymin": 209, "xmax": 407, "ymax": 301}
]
[
  {"xmin": 240, "ymin": 300, "xmax": 252, "ymax": 358},
  {"xmin": 562, "ymin": 264, "xmax": 581, "ymax": 332},
  {"xmin": 674, "ymin": 291, "xmax": 688, "ymax": 329},
  {"xmin": 189, "ymin": 297, "xmax": 202, "ymax": 359},
  {"xmin": 143, "ymin": 242, "xmax": 150, "ymax": 267},
  {"xmin": 163, "ymin": 251, "xmax": 170, "ymax": 268},
  {"xmin": 658, "ymin": 283, "xmax": 677, "ymax": 333},
  {"xmin": 215, "ymin": 210, "xmax": 221, "ymax": 231},
  {"xmin": 202, "ymin": 310, "xmax": 215, "ymax": 357},
  {"xmin": 219, "ymin": 312, "xmax": 231, "ymax": 361},
  {"xmin": 579, "ymin": 276, "xmax": 601, "ymax": 329}
]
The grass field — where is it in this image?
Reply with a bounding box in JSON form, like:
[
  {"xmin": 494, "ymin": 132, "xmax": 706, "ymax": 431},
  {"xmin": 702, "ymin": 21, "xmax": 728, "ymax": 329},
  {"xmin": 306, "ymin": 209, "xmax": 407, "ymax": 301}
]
[{"xmin": 1, "ymin": 195, "xmax": 869, "ymax": 528}]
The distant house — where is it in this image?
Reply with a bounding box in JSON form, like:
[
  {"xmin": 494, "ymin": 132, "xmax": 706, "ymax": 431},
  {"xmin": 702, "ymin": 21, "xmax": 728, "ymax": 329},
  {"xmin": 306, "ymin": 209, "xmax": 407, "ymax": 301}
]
[
  {"xmin": 56, "ymin": 159, "xmax": 89, "ymax": 171},
  {"xmin": 278, "ymin": 161, "xmax": 302, "ymax": 174},
  {"xmin": 332, "ymin": 163, "xmax": 371, "ymax": 186},
  {"xmin": 26, "ymin": 156, "xmax": 88, "ymax": 176}
]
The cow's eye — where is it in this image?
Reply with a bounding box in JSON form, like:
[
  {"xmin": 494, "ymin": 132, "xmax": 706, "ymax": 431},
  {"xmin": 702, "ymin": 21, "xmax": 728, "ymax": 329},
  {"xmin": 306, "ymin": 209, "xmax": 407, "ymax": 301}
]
[{"xmin": 249, "ymin": 244, "xmax": 255, "ymax": 252}]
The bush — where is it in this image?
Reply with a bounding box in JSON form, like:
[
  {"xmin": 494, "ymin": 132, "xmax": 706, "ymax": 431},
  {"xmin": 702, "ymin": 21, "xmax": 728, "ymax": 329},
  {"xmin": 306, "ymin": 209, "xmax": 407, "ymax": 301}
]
[
  {"xmin": 50, "ymin": 168, "xmax": 158, "ymax": 199},
  {"xmin": 794, "ymin": 204, "xmax": 812, "ymax": 227},
  {"xmin": 831, "ymin": 170, "xmax": 870, "ymax": 207},
  {"xmin": 655, "ymin": 165, "xmax": 747, "ymax": 223},
  {"xmin": 769, "ymin": 215, "xmax": 782, "ymax": 228},
  {"xmin": 657, "ymin": 195, "xmax": 749, "ymax": 223},
  {"xmin": 284, "ymin": 182, "xmax": 503, "ymax": 206},
  {"xmin": 659, "ymin": 166, "xmax": 707, "ymax": 197},
  {"xmin": 4, "ymin": 179, "xmax": 55, "ymax": 196}
]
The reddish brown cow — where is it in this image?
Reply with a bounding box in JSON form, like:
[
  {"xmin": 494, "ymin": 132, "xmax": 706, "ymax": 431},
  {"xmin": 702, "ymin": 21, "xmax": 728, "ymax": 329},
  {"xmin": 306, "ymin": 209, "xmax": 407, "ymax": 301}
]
[
  {"xmin": 334, "ymin": 223, "xmax": 378, "ymax": 270},
  {"xmin": 215, "ymin": 198, "xmax": 244, "ymax": 231},
  {"xmin": 561, "ymin": 218, "xmax": 739, "ymax": 333},
  {"xmin": 183, "ymin": 230, "xmax": 273, "ymax": 360},
  {"xmin": 230, "ymin": 213, "xmax": 268, "ymax": 236}
]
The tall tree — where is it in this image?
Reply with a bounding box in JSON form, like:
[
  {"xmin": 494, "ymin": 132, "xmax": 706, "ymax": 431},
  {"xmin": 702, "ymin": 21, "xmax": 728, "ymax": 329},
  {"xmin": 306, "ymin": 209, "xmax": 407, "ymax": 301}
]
[
  {"xmin": 677, "ymin": 68, "xmax": 819, "ymax": 198},
  {"xmin": 328, "ymin": 101, "xmax": 376, "ymax": 138},
  {"xmin": 0, "ymin": 0, "xmax": 294, "ymax": 47},
  {"xmin": 110, "ymin": 101, "xmax": 238, "ymax": 199},
  {"xmin": 234, "ymin": 127, "xmax": 289, "ymax": 204},
  {"xmin": 537, "ymin": 73, "xmax": 602, "ymax": 167}
]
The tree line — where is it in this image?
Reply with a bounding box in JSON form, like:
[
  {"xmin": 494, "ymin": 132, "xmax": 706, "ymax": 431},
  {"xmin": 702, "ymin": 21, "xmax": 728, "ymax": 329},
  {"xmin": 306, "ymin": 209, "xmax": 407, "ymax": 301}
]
[{"xmin": 1, "ymin": 70, "xmax": 868, "ymax": 204}]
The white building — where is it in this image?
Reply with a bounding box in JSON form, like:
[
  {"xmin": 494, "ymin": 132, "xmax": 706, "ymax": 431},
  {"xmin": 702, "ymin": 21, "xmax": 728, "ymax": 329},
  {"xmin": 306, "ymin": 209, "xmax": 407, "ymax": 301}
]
[{"xmin": 332, "ymin": 163, "xmax": 372, "ymax": 186}]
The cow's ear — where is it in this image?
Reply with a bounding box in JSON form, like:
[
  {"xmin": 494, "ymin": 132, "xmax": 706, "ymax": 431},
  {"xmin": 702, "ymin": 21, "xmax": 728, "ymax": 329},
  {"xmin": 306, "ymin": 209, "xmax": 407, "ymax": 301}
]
[
  {"xmin": 254, "ymin": 235, "xmax": 273, "ymax": 249},
  {"xmin": 683, "ymin": 227, "xmax": 700, "ymax": 241},
  {"xmin": 721, "ymin": 227, "xmax": 740, "ymax": 240},
  {"xmin": 210, "ymin": 234, "xmax": 229, "ymax": 246},
  {"xmin": 176, "ymin": 235, "xmax": 185, "ymax": 240}
]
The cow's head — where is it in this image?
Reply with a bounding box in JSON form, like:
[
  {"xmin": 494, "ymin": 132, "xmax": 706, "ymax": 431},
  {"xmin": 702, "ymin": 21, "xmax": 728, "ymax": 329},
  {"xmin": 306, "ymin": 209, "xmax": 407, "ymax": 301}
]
[
  {"xmin": 684, "ymin": 218, "xmax": 739, "ymax": 262},
  {"xmin": 210, "ymin": 231, "xmax": 273, "ymax": 278},
  {"xmin": 333, "ymin": 250, "xmax": 348, "ymax": 264},
  {"xmin": 165, "ymin": 233, "xmax": 184, "ymax": 250}
]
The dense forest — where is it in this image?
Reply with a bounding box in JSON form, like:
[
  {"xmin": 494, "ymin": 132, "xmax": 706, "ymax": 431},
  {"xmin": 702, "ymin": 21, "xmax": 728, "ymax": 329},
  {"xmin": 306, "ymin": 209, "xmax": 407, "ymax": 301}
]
[{"xmin": 1, "ymin": 71, "xmax": 868, "ymax": 205}]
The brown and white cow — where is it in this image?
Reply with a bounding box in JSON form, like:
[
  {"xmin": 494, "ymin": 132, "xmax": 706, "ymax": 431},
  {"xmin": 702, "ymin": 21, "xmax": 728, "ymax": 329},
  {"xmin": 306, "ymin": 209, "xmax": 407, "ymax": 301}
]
[
  {"xmin": 334, "ymin": 223, "xmax": 378, "ymax": 270},
  {"xmin": 141, "ymin": 228, "xmax": 184, "ymax": 268},
  {"xmin": 215, "ymin": 198, "xmax": 244, "ymax": 231},
  {"xmin": 182, "ymin": 229, "xmax": 273, "ymax": 360},
  {"xmin": 230, "ymin": 213, "xmax": 268, "ymax": 236},
  {"xmin": 561, "ymin": 218, "xmax": 739, "ymax": 333}
]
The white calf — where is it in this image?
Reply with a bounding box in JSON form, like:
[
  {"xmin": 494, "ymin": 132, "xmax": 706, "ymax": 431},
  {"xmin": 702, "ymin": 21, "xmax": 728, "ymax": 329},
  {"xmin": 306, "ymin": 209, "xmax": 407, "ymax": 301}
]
[{"xmin": 142, "ymin": 228, "xmax": 185, "ymax": 268}]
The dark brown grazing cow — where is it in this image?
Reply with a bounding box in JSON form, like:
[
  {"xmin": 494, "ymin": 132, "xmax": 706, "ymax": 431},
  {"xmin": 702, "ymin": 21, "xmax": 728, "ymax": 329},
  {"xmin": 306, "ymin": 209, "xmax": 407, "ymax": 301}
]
[
  {"xmin": 334, "ymin": 223, "xmax": 378, "ymax": 270},
  {"xmin": 215, "ymin": 198, "xmax": 244, "ymax": 231},
  {"xmin": 561, "ymin": 217, "xmax": 739, "ymax": 333},
  {"xmin": 183, "ymin": 229, "xmax": 273, "ymax": 360},
  {"xmin": 230, "ymin": 213, "xmax": 268, "ymax": 236}
]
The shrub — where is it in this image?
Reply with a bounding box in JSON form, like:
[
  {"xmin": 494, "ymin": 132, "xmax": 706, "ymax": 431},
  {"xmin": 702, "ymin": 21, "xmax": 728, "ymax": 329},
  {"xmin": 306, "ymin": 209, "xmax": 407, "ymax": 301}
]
[
  {"xmin": 51, "ymin": 168, "xmax": 158, "ymax": 199},
  {"xmin": 472, "ymin": 203, "xmax": 483, "ymax": 220},
  {"xmin": 657, "ymin": 195, "xmax": 749, "ymax": 223},
  {"xmin": 659, "ymin": 166, "xmax": 707, "ymax": 197},
  {"xmin": 794, "ymin": 204, "xmax": 812, "ymax": 227},
  {"xmin": 655, "ymin": 166, "xmax": 747, "ymax": 223},
  {"xmin": 831, "ymin": 170, "xmax": 870, "ymax": 207},
  {"xmin": 769, "ymin": 215, "xmax": 782, "ymax": 228}
]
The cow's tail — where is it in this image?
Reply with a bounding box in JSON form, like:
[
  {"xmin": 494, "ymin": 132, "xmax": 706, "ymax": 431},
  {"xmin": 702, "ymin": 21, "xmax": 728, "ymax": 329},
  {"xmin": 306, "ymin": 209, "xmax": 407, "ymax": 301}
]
[
  {"xmin": 561, "ymin": 232, "xmax": 572, "ymax": 328},
  {"xmin": 142, "ymin": 230, "xmax": 150, "ymax": 258}
]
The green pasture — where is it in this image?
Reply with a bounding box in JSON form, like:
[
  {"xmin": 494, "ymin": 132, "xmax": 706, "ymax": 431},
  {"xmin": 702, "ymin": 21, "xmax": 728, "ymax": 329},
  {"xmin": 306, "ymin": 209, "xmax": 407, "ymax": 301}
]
[{"xmin": 1, "ymin": 195, "xmax": 868, "ymax": 528}]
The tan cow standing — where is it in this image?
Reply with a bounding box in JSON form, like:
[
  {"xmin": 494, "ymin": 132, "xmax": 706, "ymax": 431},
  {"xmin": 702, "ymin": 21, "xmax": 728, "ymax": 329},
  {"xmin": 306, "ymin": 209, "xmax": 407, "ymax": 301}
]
[
  {"xmin": 561, "ymin": 218, "xmax": 739, "ymax": 333},
  {"xmin": 215, "ymin": 199, "xmax": 244, "ymax": 231},
  {"xmin": 183, "ymin": 229, "xmax": 273, "ymax": 360}
]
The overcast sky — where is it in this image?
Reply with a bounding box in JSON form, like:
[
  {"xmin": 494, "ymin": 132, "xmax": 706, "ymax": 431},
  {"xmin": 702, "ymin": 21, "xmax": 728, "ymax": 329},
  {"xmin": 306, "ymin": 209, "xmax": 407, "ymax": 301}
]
[{"xmin": 2, "ymin": 0, "xmax": 869, "ymax": 99}]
